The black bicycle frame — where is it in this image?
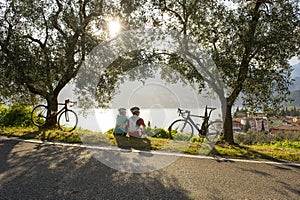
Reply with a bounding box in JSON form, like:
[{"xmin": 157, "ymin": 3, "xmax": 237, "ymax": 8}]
[
  {"xmin": 180, "ymin": 106, "xmax": 215, "ymax": 135},
  {"xmin": 47, "ymin": 100, "xmax": 70, "ymax": 119}
]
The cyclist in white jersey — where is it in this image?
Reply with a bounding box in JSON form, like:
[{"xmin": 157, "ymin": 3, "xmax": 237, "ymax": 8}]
[{"xmin": 128, "ymin": 107, "xmax": 145, "ymax": 138}]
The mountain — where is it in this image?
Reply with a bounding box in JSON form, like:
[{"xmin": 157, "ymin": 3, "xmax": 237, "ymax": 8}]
[
  {"xmin": 291, "ymin": 62, "xmax": 300, "ymax": 78},
  {"xmin": 288, "ymin": 63, "xmax": 300, "ymax": 107},
  {"xmin": 290, "ymin": 62, "xmax": 300, "ymax": 91},
  {"xmin": 290, "ymin": 77, "xmax": 300, "ymax": 91},
  {"xmin": 289, "ymin": 90, "xmax": 300, "ymax": 107}
]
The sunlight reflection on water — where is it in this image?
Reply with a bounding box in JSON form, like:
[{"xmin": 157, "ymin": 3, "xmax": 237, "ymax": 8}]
[{"xmin": 76, "ymin": 107, "xmax": 222, "ymax": 132}]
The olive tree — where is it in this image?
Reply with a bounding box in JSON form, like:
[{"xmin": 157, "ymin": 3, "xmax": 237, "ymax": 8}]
[
  {"xmin": 86, "ymin": 0, "xmax": 299, "ymax": 144},
  {"xmin": 0, "ymin": 0, "xmax": 121, "ymax": 127}
]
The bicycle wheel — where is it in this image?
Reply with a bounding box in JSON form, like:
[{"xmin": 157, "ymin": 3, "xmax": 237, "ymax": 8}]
[
  {"xmin": 58, "ymin": 110, "xmax": 78, "ymax": 132},
  {"xmin": 31, "ymin": 105, "xmax": 47, "ymax": 127},
  {"xmin": 168, "ymin": 119, "xmax": 194, "ymax": 141},
  {"xmin": 206, "ymin": 121, "xmax": 223, "ymax": 142}
]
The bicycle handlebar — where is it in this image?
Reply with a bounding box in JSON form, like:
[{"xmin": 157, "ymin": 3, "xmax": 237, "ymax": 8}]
[
  {"xmin": 58, "ymin": 99, "xmax": 77, "ymax": 107},
  {"xmin": 206, "ymin": 107, "xmax": 216, "ymax": 111},
  {"xmin": 177, "ymin": 108, "xmax": 190, "ymax": 117},
  {"xmin": 177, "ymin": 107, "xmax": 217, "ymax": 118},
  {"xmin": 177, "ymin": 108, "xmax": 183, "ymax": 114},
  {"xmin": 69, "ymin": 101, "xmax": 77, "ymax": 107}
]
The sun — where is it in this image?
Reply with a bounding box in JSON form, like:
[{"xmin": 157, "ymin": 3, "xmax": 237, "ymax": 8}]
[{"xmin": 108, "ymin": 19, "xmax": 121, "ymax": 38}]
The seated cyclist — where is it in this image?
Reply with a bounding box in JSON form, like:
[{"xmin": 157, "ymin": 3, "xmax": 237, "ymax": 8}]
[
  {"xmin": 128, "ymin": 106, "xmax": 146, "ymax": 138},
  {"xmin": 113, "ymin": 108, "xmax": 128, "ymax": 136}
]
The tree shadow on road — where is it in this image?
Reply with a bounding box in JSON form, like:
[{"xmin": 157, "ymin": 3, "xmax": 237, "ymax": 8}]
[
  {"xmin": 0, "ymin": 138, "xmax": 189, "ymax": 199},
  {"xmin": 0, "ymin": 138, "xmax": 20, "ymax": 173}
]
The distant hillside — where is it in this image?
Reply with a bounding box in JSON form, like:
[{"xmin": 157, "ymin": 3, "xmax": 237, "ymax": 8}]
[
  {"xmin": 289, "ymin": 90, "xmax": 300, "ymax": 107},
  {"xmin": 290, "ymin": 63, "xmax": 300, "ymax": 91},
  {"xmin": 288, "ymin": 63, "xmax": 300, "ymax": 107},
  {"xmin": 290, "ymin": 77, "xmax": 300, "ymax": 91}
]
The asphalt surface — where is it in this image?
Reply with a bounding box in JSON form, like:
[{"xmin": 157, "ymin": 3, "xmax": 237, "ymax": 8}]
[{"xmin": 0, "ymin": 136, "xmax": 299, "ymax": 200}]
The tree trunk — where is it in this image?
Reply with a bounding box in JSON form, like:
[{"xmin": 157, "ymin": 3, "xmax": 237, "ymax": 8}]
[
  {"xmin": 44, "ymin": 95, "xmax": 58, "ymax": 128},
  {"xmin": 223, "ymin": 102, "xmax": 235, "ymax": 145}
]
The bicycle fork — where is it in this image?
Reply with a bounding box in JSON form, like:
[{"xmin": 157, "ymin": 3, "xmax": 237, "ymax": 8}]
[
  {"xmin": 180, "ymin": 119, "xmax": 189, "ymax": 132},
  {"xmin": 65, "ymin": 111, "xmax": 69, "ymax": 122}
]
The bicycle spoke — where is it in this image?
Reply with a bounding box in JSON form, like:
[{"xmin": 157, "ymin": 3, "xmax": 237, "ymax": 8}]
[
  {"xmin": 169, "ymin": 120, "xmax": 193, "ymax": 141},
  {"xmin": 206, "ymin": 121, "xmax": 223, "ymax": 142},
  {"xmin": 31, "ymin": 105, "xmax": 47, "ymax": 127}
]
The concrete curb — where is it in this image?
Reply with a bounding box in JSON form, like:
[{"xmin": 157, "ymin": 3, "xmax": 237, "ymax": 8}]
[{"xmin": 1, "ymin": 135, "xmax": 300, "ymax": 167}]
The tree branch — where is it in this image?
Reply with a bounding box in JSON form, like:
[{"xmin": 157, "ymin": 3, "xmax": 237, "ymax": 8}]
[
  {"xmin": 52, "ymin": 0, "xmax": 67, "ymax": 38},
  {"xmin": 24, "ymin": 35, "xmax": 45, "ymax": 49},
  {"xmin": 162, "ymin": 0, "xmax": 185, "ymax": 27},
  {"xmin": 228, "ymin": 0, "xmax": 264, "ymax": 105}
]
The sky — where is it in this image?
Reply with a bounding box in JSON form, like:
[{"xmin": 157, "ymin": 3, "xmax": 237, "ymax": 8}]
[
  {"xmin": 290, "ymin": 56, "xmax": 300, "ymax": 66},
  {"xmin": 59, "ymin": 57, "xmax": 300, "ymax": 109}
]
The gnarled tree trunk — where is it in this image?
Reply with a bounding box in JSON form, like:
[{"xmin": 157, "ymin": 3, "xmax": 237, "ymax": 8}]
[
  {"xmin": 44, "ymin": 95, "xmax": 59, "ymax": 128},
  {"xmin": 223, "ymin": 103, "xmax": 234, "ymax": 144}
]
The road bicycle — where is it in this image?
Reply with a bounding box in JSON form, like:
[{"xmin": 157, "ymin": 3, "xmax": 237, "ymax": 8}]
[
  {"xmin": 168, "ymin": 106, "xmax": 223, "ymax": 142},
  {"xmin": 31, "ymin": 99, "xmax": 78, "ymax": 132}
]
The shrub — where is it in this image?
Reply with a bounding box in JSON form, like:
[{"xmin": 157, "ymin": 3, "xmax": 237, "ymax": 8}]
[
  {"xmin": 146, "ymin": 127, "xmax": 170, "ymax": 139},
  {"xmin": 234, "ymin": 131, "xmax": 300, "ymax": 145},
  {"xmin": 191, "ymin": 136, "xmax": 205, "ymax": 143},
  {"xmin": 270, "ymin": 131, "xmax": 300, "ymax": 142},
  {"xmin": 105, "ymin": 128, "xmax": 114, "ymax": 135},
  {"xmin": 0, "ymin": 104, "xmax": 33, "ymax": 127},
  {"xmin": 234, "ymin": 131, "xmax": 270, "ymax": 145}
]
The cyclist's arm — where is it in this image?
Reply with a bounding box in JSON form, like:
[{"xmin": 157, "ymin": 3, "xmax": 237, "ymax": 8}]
[{"xmin": 137, "ymin": 118, "xmax": 146, "ymax": 127}]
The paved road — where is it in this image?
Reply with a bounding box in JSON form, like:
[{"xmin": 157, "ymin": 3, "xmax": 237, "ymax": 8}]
[{"xmin": 0, "ymin": 136, "xmax": 299, "ymax": 200}]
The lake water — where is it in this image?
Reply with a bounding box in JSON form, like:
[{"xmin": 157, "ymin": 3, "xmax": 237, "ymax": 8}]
[{"xmin": 75, "ymin": 108, "xmax": 223, "ymax": 132}]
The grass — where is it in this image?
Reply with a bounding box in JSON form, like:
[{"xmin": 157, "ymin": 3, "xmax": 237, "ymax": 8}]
[
  {"xmin": 0, "ymin": 126, "xmax": 299, "ymax": 163},
  {"xmin": 213, "ymin": 143, "xmax": 300, "ymax": 162},
  {"xmin": 0, "ymin": 126, "xmax": 82, "ymax": 143}
]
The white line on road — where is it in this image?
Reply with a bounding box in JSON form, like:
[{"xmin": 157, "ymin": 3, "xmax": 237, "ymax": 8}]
[{"xmin": 1, "ymin": 136, "xmax": 300, "ymax": 167}]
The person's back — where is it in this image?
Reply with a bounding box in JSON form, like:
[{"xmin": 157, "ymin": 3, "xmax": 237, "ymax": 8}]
[
  {"xmin": 114, "ymin": 108, "xmax": 128, "ymax": 136},
  {"xmin": 128, "ymin": 107, "xmax": 145, "ymax": 138}
]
